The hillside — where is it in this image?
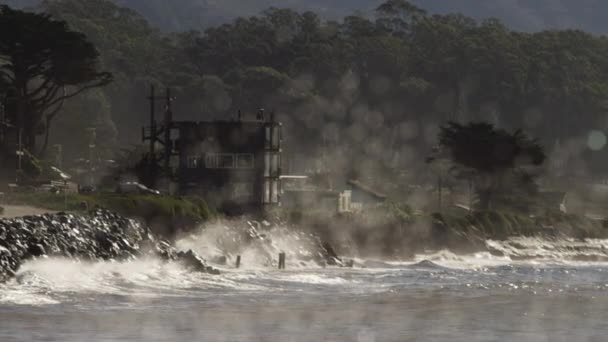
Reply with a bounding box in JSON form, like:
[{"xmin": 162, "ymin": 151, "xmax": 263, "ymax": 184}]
[
  {"xmin": 2, "ymin": 0, "xmax": 608, "ymax": 33},
  {"xmin": 4, "ymin": 0, "xmax": 608, "ymax": 184}
]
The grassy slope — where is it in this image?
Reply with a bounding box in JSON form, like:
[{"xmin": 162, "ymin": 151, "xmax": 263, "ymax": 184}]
[
  {"xmin": 281, "ymin": 204, "xmax": 608, "ymax": 258},
  {"xmin": 1, "ymin": 192, "xmax": 215, "ymax": 236}
]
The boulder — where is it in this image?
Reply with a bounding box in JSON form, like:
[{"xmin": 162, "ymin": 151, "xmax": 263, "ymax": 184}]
[
  {"xmin": 177, "ymin": 249, "xmax": 220, "ymax": 274},
  {"xmin": 27, "ymin": 244, "xmax": 46, "ymax": 257},
  {"xmin": 0, "ymin": 209, "xmax": 219, "ymax": 282}
]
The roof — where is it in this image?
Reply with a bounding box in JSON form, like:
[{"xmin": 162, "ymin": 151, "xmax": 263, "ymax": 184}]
[
  {"xmin": 347, "ymin": 179, "xmax": 387, "ymax": 200},
  {"xmin": 50, "ymin": 166, "xmax": 71, "ymax": 180}
]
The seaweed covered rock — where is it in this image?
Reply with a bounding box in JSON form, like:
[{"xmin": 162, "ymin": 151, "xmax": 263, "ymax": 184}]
[{"xmin": 0, "ymin": 209, "xmax": 218, "ymax": 282}]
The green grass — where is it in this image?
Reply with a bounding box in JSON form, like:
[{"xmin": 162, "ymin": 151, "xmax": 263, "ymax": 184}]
[
  {"xmin": 434, "ymin": 210, "xmax": 607, "ymax": 239},
  {"xmin": 0, "ymin": 191, "xmax": 215, "ymax": 224}
]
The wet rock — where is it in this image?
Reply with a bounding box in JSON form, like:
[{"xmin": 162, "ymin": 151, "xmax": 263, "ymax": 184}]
[
  {"xmin": 0, "ymin": 209, "xmax": 219, "ymax": 282},
  {"xmin": 28, "ymin": 244, "xmax": 46, "ymax": 257},
  {"xmin": 177, "ymin": 249, "xmax": 219, "ymax": 274},
  {"xmin": 322, "ymin": 242, "xmax": 342, "ymax": 266}
]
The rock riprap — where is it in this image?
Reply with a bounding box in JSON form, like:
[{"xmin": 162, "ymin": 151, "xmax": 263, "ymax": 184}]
[{"xmin": 0, "ymin": 209, "xmax": 218, "ymax": 282}]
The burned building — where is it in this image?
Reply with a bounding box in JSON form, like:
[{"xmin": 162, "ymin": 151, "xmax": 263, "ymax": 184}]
[
  {"xmin": 174, "ymin": 119, "xmax": 281, "ymax": 212},
  {"xmin": 142, "ymin": 87, "xmax": 281, "ymax": 213}
]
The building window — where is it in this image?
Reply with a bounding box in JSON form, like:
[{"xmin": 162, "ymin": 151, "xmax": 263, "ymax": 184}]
[
  {"xmin": 205, "ymin": 154, "xmax": 218, "ymax": 168},
  {"xmin": 218, "ymin": 154, "xmax": 235, "ymax": 168},
  {"xmin": 186, "ymin": 156, "xmax": 198, "ymax": 168},
  {"xmin": 204, "ymin": 153, "xmax": 254, "ymax": 169},
  {"xmin": 236, "ymin": 154, "xmax": 254, "ymax": 169}
]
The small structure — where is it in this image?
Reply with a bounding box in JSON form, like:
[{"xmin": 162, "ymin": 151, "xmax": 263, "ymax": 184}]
[
  {"xmin": 280, "ymin": 177, "xmax": 386, "ymax": 213},
  {"xmin": 281, "ymin": 188, "xmax": 342, "ymax": 212},
  {"xmin": 345, "ymin": 179, "xmax": 387, "ymax": 211},
  {"xmin": 280, "ymin": 175, "xmax": 352, "ymax": 213}
]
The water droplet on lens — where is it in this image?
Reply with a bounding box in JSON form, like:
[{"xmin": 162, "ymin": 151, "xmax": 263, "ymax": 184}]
[{"xmin": 587, "ymin": 130, "xmax": 607, "ymax": 151}]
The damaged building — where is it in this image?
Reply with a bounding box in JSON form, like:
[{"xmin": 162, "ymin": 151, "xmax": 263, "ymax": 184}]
[{"xmin": 141, "ymin": 87, "xmax": 282, "ymax": 213}]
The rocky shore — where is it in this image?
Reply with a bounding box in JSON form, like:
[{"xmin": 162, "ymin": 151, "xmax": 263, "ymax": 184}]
[{"xmin": 0, "ymin": 209, "xmax": 219, "ymax": 282}]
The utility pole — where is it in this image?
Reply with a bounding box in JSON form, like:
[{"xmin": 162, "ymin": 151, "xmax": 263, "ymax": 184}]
[
  {"xmin": 148, "ymin": 85, "xmax": 156, "ymax": 160},
  {"xmin": 16, "ymin": 127, "xmax": 23, "ymax": 183},
  {"xmin": 163, "ymin": 88, "xmax": 174, "ymax": 173},
  {"xmin": 143, "ymin": 85, "xmax": 176, "ymax": 190},
  {"xmin": 87, "ymin": 127, "xmax": 97, "ymax": 187},
  {"xmin": 0, "ymin": 101, "xmax": 14, "ymax": 150},
  {"xmin": 53, "ymin": 144, "xmax": 63, "ymax": 169},
  {"xmin": 437, "ymin": 173, "xmax": 443, "ymax": 214},
  {"xmin": 0, "ymin": 102, "xmax": 5, "ymax": 144}
]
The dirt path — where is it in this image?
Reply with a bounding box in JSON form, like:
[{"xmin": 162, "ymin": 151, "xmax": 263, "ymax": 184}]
[{"xmin": 0, "ymin": 205, "xmax": 57, "ymax": 218}]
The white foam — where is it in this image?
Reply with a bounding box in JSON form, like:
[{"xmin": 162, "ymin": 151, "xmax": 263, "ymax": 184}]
[
  {"xmin": 275, "ymin": 273, "xmax": 353, "ymax": 285},
  {"xmin": 175, "ymin": 219, "xmax": 327, "ymax": 270},
  {"xmin": 486, "ymin": 237, "xmax": 608, "ymax": 266},
  {"xmin": 0, "ymin": 284, "xmax": 60, "ymax": 306}
]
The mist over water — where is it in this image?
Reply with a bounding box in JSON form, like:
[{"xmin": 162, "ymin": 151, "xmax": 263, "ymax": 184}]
[{"xmin": 1, "ymin": 222, "xmax": 608, "ymax": 341}]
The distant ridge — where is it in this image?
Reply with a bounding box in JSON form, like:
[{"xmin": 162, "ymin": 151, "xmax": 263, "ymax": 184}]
[{"xmin": 1, "ymin": 0, "xmax": 607, "ymax": 33}]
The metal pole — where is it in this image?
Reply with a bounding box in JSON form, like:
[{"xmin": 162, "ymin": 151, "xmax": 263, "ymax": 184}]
[
  {"xmin": 0, "ymin": 102, "xmax": 4, "ymax": 143},
  {"xmin": 438, "ymin": 174, "xmax": 443, "ymax": 214},
  {"xmin": 16, "ymin": 127, "xmax": 23, "ymax": 183},
  {"xmin": 468, "ymin": 177, "xmax": 473, "ymax": 213},
  {"xmin": 149, "ymin": 85, "xmax": 156, "ymax": 158},
  {"xmin": 64, "ymin": 179, "xmax": 68, "ymax": 211},
  {"xmin": 164, "ymin": 88, "xmax": 172, "ymax": 173},
  {"xmin": 88, "ymin": 128, "xmax": 96, "ymax": 187}
]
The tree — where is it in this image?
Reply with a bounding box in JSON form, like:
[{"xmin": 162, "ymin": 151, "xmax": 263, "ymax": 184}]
[
  {"xmin": 0, "ymin": 5, "xmax": 111, "ymax": 154},
  {"xmin": 24, "ymin": 0, "xmax": 608, "ymax": 182},
  {"xmin": 376, "ymin": 0, "xmax": 426, "ymax": 34},
  {"xmin": 436, "ymin": 122, "xmax": 546, "ymax": 211}
]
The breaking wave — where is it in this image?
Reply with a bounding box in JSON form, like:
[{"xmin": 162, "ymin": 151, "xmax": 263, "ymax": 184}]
[
  {"xmin": 174, "ymin": 219, "xmax": 331, "ymax": 269},
  {"xmin": 4, "ymin": 218, "xmax": 608, "ymax": 306},
  {"xmin": 486, "ymin": 237, "xmax": 608, "ymax": 264}
]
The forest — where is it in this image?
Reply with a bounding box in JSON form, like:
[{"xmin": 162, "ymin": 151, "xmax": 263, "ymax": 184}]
[
  {"xmin": 6, "ymin": 0, "xmax": 608, "ymax": 33},
  {"xmin": 2, "ymin": 0, "xmax": 608, "ymax": 191}
]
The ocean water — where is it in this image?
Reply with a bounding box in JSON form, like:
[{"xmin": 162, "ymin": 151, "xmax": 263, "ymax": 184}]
[{"xmin": 1, "ymin": 232, "xmax": 608, "ymax": 341}]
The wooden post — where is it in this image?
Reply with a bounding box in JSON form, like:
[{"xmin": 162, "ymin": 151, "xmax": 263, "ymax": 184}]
[
  {"xmin": 278, "ymin": 252, "xmax": 286, "ymax": 270},
  {"xmin": 235, "ymin": 255, "xmax": 241, "ymax": 269}
]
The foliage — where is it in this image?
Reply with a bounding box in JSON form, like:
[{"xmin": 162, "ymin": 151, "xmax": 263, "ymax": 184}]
[
  {"xmin": 438, "ymin": 122, "xmax": 545, "ymax": 172},
  {"xmin": 13, "ymin": 0, "xmax": 608, "ymax": 34},
  {"xmin": 3, "ymin": 0, "xmax": 608, "ymax": 184},
  {"xmin": 436, "ymin": 122, "xmax": 546, "ymax": 211},
  {"xmin": 0, "ymin": 5, "xmax": 111, "ymax": 155},
  {"xmin": 2, "ymin": 190, "xmax": 215, "ymax": 223}
]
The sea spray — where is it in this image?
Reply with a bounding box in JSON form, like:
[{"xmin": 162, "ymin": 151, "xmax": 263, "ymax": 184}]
[
  {"xmin": 486, "ymin": 236, "xmax": 608, "ymax": 262},
  {"xmin": 175, "ymin": 218, "xmax": 342, "ymax": 269},
  {"xmin": 0, "ymin": 209, "xmax": 219, "ymax": 282}
]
